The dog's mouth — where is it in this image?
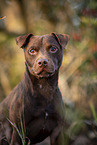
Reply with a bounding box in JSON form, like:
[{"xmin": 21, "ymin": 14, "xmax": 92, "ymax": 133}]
[{"xmin": 34, "ymin": 68, "xmax": 55, "ymax": 78}]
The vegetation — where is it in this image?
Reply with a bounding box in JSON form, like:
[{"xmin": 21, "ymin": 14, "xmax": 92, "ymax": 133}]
[
  {"xmin": 8, "ymin": 118, "xmax": 31, "ymax": 145},
  {"xmin": 0, "ymin": 0, "xmax": 97, "ymax": 144}
]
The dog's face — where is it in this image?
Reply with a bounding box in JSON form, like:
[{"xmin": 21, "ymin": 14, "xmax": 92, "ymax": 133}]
[{"xmin": 16, "ymin": 33, "xmax": 69, "ymax": 78}]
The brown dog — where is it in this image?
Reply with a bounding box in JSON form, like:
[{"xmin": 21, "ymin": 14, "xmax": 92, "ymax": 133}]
[{"xmin": 0, "ymin": 33, "xmax": 69, "ymax": 145}]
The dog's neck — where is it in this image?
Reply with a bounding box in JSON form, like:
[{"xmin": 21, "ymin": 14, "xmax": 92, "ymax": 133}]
[{"xmin": 23, "ymin": 66, "xmax": 59, "ymax": 100}]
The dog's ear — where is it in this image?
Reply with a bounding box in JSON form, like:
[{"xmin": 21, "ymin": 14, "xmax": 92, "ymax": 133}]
[
  {"xmin": 16, "ymin": 33, "xmax": 33, "ymax": 48},
  {"xmin": 51, "ymin": 32, "xmax": 69, "ymax": 49}
]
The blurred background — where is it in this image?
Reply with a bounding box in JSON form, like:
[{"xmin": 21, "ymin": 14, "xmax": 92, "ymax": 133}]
[{"xmin": 0, "ymin": 0, "xmax": 97, "ymax": 144}]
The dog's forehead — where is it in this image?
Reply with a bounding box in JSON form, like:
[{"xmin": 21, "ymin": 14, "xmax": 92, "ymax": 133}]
[{"xmin": 29, "ymin": 34, "xmax": 58, "ymax": 47}]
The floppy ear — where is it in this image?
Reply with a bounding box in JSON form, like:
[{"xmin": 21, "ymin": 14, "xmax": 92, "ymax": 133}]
[
  {"xmin": 51, "ymin": 32, "xmax": 70, "ymax": 49},
  {"xmin": 16, "ymin": 33, "xmax": 33, "ymax": 48}
]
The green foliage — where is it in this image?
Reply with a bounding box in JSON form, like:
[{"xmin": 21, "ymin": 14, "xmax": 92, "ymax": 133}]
[
  {"xmin": 8, "ymin": 119, "xmax": 30, "ymax": 145},
  {"xmin": 65, "ymin": 104, "xmax": 84, "ymax": 139},
  {"xmin": 90, "ymin": 103, "xmax": 97, "ymax": 123}
]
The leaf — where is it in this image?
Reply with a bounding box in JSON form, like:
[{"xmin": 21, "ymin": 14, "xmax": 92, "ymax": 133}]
[
  {"xmin": 0, "ymin": 16, "xmax": 6, "ymax": 20},
  {"xmin": 90, "ymin": 102, "xmax": 97, "ymax": 123}
]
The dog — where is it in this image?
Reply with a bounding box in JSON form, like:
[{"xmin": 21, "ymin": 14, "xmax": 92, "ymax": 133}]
[{"xmin": 0, "ymin": 32, "xmax": 69, "ymax": 145}]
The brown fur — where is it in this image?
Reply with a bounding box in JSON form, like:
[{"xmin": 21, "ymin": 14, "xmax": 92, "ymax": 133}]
[{"xmin": 0, "ymin": 33, "xmax": 69, "ymax": 145}]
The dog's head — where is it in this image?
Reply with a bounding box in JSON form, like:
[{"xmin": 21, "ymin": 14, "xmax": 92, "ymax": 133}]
[{"xmin": 16, "ymin": 33, "xmax": 69, "ymax": 78}]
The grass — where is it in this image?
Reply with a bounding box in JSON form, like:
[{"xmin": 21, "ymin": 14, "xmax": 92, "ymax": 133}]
[
  {"xmin": 7, "ymin": 118, "xmax": 30, "ymax": 145},
  {"xmin": 89, "ymin": 102, "xmax": 97, "ymax": 136},
  {"xmin": 90, "ymin": 102, "xmax": 97, "ymax": 123}
]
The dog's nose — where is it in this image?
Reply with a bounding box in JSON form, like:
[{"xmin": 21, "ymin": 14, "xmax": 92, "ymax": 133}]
[{"xmin": 37, "ymin": 58, "xmax": 48, "ymax": 67}]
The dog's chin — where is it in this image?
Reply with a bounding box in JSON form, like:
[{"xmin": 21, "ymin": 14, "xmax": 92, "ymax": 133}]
[{"xmin": 34, "ymin": 70, "xmax": 55, "ymax": 79}]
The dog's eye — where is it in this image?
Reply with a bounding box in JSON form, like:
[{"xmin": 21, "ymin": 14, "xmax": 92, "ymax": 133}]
[
  {"xmin": 49, "ymin": 47, "xmax": 58, "ymax": 53},
  {"xmin": 29, "ymin": 48, "xmax": 37, "ymax": 55}
]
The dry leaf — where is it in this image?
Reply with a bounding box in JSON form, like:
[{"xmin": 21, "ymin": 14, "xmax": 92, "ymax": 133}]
[{"xmin": 0, "ymin": 16, "xmax": 6, "ymax": 20}]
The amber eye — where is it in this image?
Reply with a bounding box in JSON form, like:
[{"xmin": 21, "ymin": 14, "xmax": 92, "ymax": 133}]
[
  {"xmin": 49, "ymin": 47, "xmax": 58, "ymax": 53},
  {"xmin": 29, "ymin": 48, "xmax": 37, "ymax": 55}
]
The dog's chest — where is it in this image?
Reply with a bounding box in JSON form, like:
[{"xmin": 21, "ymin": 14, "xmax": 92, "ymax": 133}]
[
  {"xmin": 25, "ymin": 97, "xmax": 58, "ymax": 123},
  {"xmin": 24, "ymin": 97, "xmax": 58, "ymax": 141}
]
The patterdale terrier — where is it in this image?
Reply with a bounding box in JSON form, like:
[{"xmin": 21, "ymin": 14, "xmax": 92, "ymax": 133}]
[{"xmin": 0, "ymin": 32, "xmax": 69, "ymax": 145}]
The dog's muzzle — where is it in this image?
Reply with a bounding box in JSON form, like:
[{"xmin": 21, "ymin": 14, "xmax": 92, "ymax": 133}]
[{"xmin": 32, "ymin": 58, "xmax": 56, "ymax": 78}]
